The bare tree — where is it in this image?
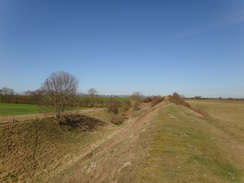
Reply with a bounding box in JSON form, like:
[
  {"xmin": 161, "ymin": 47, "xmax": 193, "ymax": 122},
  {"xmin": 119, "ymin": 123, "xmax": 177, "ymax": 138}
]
[
  {"xmin": 0, "ymin": 87, "xmax": 15, "ymax": 103},
  {"xmin": 130, "ymin": 91, "xmax": 143, "ymax": 110},
  {"xmin": 41, "ymin": 71, "xmax": 79, "ymax": 123},
  {"xmin": 88, "ymin": 88, "xmax": 97, "ymax": 107},
  {"xmin": 0, "ymin": 87, "xmax": 15, "ymax": 95},
  {"xmin": 130, "ymin": 91, "xmax": 142, "ymax": 100}
]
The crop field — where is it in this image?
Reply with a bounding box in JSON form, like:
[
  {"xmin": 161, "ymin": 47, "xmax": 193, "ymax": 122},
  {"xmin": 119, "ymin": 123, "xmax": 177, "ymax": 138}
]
[
  {"xmin": 0, "ymin": 99, "xmax": 243, "ymax": 182},
  {"xmin": 0, "ymin": 103, "xmax": 87, "ymax": 117},
  {"xmin": 0, "ymin": 103, "xmax": 40, "ymax": 116},
  {"xmin": 101, "ymin": 96, "xmax": 129, "ymax": 102}
]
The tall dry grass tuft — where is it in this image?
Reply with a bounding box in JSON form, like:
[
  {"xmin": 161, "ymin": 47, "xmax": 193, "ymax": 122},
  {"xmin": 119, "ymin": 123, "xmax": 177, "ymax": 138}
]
[
  {"xmin": 106, "ymin": 99, "xmax": 122, "ymax": 114},
  {"xmin": 169, "ymin": 92, "xmax": 208, "ymax": 116},
  {"xmin": 151, "ymin": 96, "xmax": 164, "ymax": 107},
  {"xmin": 106, "ymin": 99, "xmax": 127, "ymax": 124},
  {"xmin": 168, "ymin": 92, "xmax": 191, "ymax": 108}
]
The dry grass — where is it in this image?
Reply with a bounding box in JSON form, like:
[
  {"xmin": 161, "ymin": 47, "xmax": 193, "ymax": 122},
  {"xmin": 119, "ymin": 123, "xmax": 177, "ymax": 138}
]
[
  {"xmin": 188, "ymin": 100, "xmax": 244, "ymax": 123},
  {"xmin": 136, "ymin": 101, "xmax": 244, "ymax": 182},
  {"xmin": 0, "ymin": 110, "xmax": 118, "ymax": 183},
  {"xmin": 151, "ymin": 96, "xmax": 164, "ymax": 107},
  {"xmin": 1, "ymin": 100, "xmax": 243, "ymax": 182},
  {"xmin": 169, "ymin": 93, "xmax": 208, "ymax": 116}
]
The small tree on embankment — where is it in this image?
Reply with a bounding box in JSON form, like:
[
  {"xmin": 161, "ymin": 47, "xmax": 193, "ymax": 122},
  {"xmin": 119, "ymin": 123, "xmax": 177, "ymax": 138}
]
[{"xmin": 41, "ymin": 71, "xmax": 79, "ymax": 124}]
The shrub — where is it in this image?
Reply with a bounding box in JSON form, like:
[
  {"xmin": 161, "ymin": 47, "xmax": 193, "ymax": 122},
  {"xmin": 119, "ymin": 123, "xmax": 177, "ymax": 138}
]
[
  {"xmin": 79, "ymin": 97, "xmax": 90, "ymax": 107},
  {"xmin": 151, "ymin": 96, "xmax": 164, "ymax": 107},
  {"xmin": 169, "ymin": 92, "xmax": 209, "ymax": 116},
  {"xmin": 106, "ymin": 99, "xmax": 122, "ymax": 114},
  {"xmin": 94, "ymin": 97, "xmax": 105, "ymax": 107},
  {"xmin": 168, "ymin": 92, "xmax": 191, "ymax": 108},
  {"xmin": 133, "ymin": 100, "xmax": 141, "ymax": 111},
  {"xmin": 129, "ymin": 91, "xmax": 143, "ymax": 101},
  {"xmin": 143, "ymin": 97, "xmax": 152, "ymax": 103},
  {"xmin": 121, "ymin": 100, "xmax": 131, "ymax": 111},
  {"xmin": 110, "ymin": 113, "xmax": 125, "ymax": 125}
]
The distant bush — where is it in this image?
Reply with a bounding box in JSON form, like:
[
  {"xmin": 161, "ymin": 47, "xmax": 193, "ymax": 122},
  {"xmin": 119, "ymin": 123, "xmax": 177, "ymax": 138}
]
[
  {"xmin": 106, "ymin": 99, "xmax": 122, "ymax": 114},
  {"xmin": 129, "ymin": 91, "xmax": 143, "ymax": 101},
  {"xmin": 122, "ymin": 100, "xmax": 132, "ymax": 111},
  {"xmin": 169, "ymin": 92, "xmax": 208, "ymax": 116},
  {"xmin": 110, "ymin": 113, "xmax": 125, "ymax": 125},
  {"xmin": 168, "ymin": 92, "xmax": 191, "ymax": 108},
  {"xmin": 151, "ymin": 96, "xmax": 164, "ymax": 107},
  {"xmin": 133, "ymin": 100, "xmax": 141, "ymax": 111},
  {"xmin": 78, "ymin": 97, "xmax": 91, "ymax": 107},
  {"xmin": 142, "ymin": 97, "xmax": 152, "ymax": 103},
  {"xmin": 106, "ymin": 99, "xmax": 130, "ymax": 124},
  {"xmin": 93, "ymin": 97, "xmax": 105, "ymax": 107}
]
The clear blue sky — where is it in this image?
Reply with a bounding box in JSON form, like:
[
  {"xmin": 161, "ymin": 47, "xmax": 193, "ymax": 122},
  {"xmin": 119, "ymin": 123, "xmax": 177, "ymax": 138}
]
[{"xmin": 1, "ymin": 0, "xmax": 244, "ymax": 98}]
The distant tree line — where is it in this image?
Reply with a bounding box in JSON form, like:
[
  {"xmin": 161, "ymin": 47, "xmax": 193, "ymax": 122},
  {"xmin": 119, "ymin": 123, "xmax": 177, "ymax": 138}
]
[
  {"xmin": 187, "ymin": 96, "xmax": 244, "ymax": 101},
  {"xmin": 1, "ymin": 86, "xmax": 243, "ymax": 106},
  {"xmin": 0, "ymin": 87, "xmax": 43, "ymax": 104},
  {"xmin": 0, "ymin": 88, "xmax": 129, "ymax": 107},
  {"xmin": 0, "ymin": 86, "xmax": 105, "ymax": 107}
]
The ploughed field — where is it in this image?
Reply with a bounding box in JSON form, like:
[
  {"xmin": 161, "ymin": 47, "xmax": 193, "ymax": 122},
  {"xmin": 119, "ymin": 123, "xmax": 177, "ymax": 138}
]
[{"xmin": 0, "ymin": 99, "xmax": 243, "ymax": 182}]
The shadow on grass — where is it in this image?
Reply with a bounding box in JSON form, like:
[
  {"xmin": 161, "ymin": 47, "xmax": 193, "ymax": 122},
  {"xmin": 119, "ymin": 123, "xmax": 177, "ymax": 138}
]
[{"xmin": 60, "ymin": 114, "xmax": 106, "ymax": 131}]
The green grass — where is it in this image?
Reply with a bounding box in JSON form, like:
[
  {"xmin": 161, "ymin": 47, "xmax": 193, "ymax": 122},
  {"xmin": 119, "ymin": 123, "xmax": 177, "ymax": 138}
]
[
  {"xmin": 0, "ymin": 103, "xmax": 40, "ymax": 116},
  {"xmin": 102, "ymin": 97, "xmax": 129, "ymax": 102},
  {"xmin": 0, "ymin": 103, "xmax": 88, "ymax": 116}
]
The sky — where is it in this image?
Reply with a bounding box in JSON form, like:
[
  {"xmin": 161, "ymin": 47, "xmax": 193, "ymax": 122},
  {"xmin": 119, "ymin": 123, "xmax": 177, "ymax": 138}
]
[{"xmin": 1, "ymin": 0, "xmax": 244, "ymax": 98}]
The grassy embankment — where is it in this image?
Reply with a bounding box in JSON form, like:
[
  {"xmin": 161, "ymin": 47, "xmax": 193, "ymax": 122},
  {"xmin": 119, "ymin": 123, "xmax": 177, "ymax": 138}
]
[
  {"xmin": 1, "ymin": 99, "xmax": 243, "ymax": 182},
  {"xmin": 0, "ymin": 109, "xmax": 121, "ymax": 182},
  {"xmin": 136, "ymin": 99, "xmax": 244, "ymax": 183}
]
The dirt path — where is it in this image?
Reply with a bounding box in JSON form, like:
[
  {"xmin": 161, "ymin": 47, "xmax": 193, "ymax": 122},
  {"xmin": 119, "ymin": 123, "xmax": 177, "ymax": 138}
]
[
  {"xmin": 50, "ymin": 102, "xmax": 168, "ymax": 183},
  {"xmin": 0, "ymin": 108, "xmax": 104, "ymax": 124}
]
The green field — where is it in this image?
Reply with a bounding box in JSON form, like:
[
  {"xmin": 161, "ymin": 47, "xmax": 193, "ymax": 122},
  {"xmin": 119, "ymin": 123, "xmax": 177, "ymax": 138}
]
[
  {"xmin": 0, "ymin": 103, "xmax": 87, "ymax": 116},
  {"xmin": 102, "ymin": 96, "xmax": 129, "ymax": 102},
  {"xmin": 0, "ymin": 103, "xmax": 40, "ymax": 116}
]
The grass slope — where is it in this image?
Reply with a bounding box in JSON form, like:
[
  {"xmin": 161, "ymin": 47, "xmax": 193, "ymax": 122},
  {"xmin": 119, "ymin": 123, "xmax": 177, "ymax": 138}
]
[
  {"xmin": 137, "ymin": 101, "xmax": 243, "ymax": 182},
  {"xmin": 0, "ymin": 111, "xmax": 117, "ymax": 182}
]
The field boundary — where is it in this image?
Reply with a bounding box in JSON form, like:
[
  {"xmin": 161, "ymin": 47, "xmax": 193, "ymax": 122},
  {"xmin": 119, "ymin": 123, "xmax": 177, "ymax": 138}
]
[{"xmin": 0, "ymin": 108, "xmax": 104, "ymax": 124}]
